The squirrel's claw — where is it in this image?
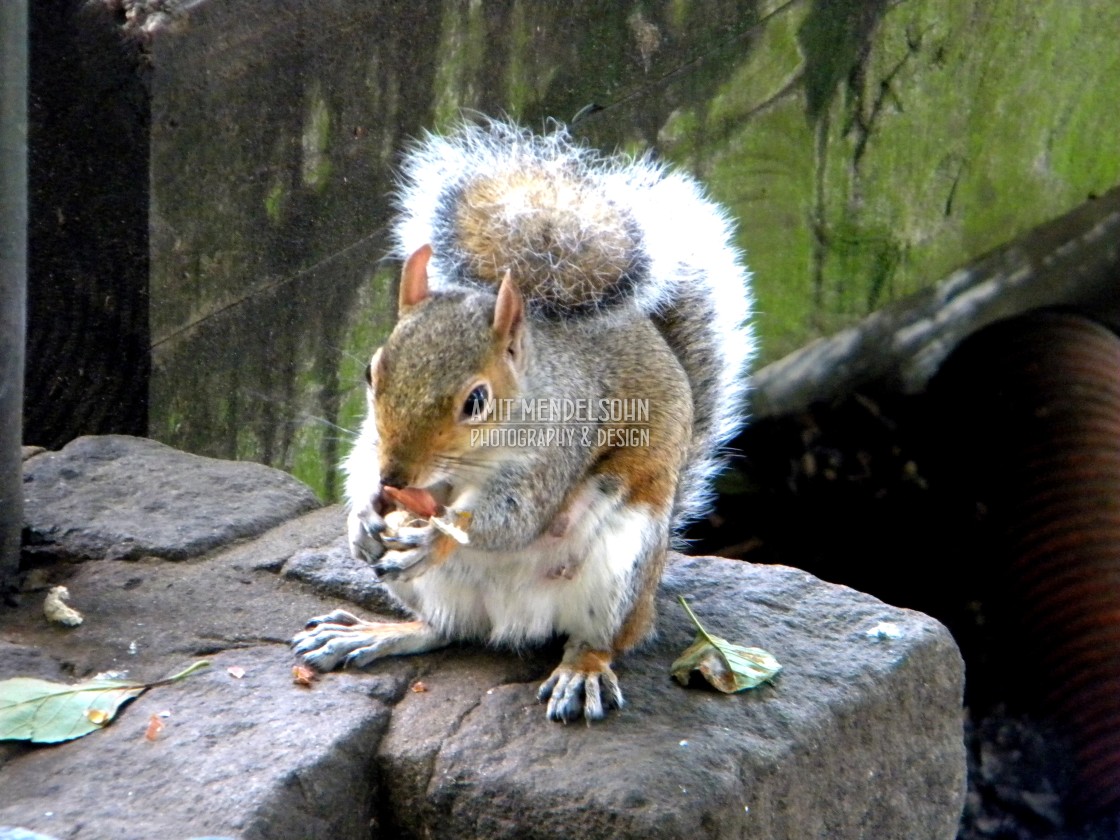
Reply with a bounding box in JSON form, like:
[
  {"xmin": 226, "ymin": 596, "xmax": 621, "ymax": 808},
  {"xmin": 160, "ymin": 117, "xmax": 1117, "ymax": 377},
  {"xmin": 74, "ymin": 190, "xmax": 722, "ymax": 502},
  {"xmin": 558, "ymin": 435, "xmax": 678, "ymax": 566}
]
[
  {"xmin": 371, "ymin": 548, "xmax": 430, "ymax": 582},
  {"xmin": 291, "ymin": 617, "xmax": 445, "ymax": 671},
  {"xmin": 348, "ymin": 506, "xmax": 387, "ymax": 564},
  {"xmin": 380, "ymin": 528, "xmax": 430, "ymax": 552},
  {"xmin": 301, "ymin": 609, "xmax": 363, "ymax": 630},
  {"xmin": 538, "ymin": 652, "xmax": 624, "ymax": 723}
]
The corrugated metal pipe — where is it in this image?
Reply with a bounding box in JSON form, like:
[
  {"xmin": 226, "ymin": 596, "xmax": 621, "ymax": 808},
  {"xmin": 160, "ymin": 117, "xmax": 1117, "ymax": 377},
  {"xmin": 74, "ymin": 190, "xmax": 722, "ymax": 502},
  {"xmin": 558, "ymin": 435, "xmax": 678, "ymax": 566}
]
[{"xmin": 935, "ymin": 309, "xmax": 1120, "ymax": 817}]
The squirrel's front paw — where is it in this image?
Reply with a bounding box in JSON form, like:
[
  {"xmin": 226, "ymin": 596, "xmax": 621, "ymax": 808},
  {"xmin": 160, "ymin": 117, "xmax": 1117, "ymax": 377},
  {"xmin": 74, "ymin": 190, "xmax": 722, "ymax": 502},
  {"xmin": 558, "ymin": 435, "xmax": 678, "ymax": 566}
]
[
  {"xmin": 371, "ymin": 547, "xmax": 432, "ymax": 582},
  {"xmin": 537, "ymin": 647, "xmax": 624, "ymax": 723},
  {"xmin": 372, "ymin": 517, "xmax": 436, "ymax": 581},
  {"xmin": 348, "ymin": 505, "xmax": 387, "ymax": 564},
  {"xmin": 379, "ymin": 517, "xmax": 434, "ymax": 552}
]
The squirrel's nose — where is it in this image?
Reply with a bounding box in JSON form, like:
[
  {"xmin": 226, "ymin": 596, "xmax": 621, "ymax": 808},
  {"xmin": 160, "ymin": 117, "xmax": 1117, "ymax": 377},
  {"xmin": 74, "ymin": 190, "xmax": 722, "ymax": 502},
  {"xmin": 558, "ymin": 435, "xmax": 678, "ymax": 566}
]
[{"xmin": 381, "ymin": 466, "xmax": 409, "ymax": 489}]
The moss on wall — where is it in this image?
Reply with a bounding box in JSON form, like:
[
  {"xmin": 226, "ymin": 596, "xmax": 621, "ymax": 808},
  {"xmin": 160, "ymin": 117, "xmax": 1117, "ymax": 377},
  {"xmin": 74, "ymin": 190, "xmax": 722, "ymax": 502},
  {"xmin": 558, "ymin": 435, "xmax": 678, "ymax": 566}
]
[
  {"xmin": 148, "ymin": 0, "xmax": 1120, "ymax": 499},
  {"xmin": 637, "ymin": 0, "xmax": 1120, "ymax": 359}
]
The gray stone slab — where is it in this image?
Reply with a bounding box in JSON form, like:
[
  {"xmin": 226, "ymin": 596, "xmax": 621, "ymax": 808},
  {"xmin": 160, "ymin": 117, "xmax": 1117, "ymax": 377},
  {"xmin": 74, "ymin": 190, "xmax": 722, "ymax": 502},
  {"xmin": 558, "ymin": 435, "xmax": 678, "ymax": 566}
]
[
  {"xmin": 373, "ymin": 556, "xmax": 966, "ymax": 840},
  {"xmin": 278, "ymin": 538, "xmax": 406, "ymax": 617},
  {"xmin": 21, "ymin": 435, "xmax": 320, "ymax": 561},
  {"xmin": 3, "ymin": 437, "xmax": 966, "ymax": 839},
  {"xmin": 3, "ymin": 498, "xmax": 401, "ymax": 838},
  {"xmin": 0, "ymin": 647, "xmax": 399, "ymax": 840}
]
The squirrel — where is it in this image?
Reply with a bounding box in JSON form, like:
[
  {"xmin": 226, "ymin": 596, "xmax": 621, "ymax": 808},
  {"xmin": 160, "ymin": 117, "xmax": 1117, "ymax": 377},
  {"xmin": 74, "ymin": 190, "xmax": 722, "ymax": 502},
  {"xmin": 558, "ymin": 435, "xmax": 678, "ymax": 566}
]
[{"xmin": 292, "ymin": 118, "xmax": 753, "ymax": 722}]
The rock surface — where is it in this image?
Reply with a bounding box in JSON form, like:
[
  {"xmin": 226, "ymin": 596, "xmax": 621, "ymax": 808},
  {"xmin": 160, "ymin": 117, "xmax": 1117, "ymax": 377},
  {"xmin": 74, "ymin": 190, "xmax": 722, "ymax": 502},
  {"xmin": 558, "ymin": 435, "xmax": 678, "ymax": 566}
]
[
  {"xmin": 2, "ymin": 437, "xmax": 966, "ymax": 839},
  {"xmin": 21, "ymin": 435, "xmax": 321, "ymax": 562}
]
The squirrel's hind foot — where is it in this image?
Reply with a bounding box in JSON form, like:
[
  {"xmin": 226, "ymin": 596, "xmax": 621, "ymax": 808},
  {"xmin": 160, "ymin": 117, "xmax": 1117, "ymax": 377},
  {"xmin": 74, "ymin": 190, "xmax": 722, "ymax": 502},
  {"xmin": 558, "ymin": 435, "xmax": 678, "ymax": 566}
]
[
  {"xmin": 537, "ymin": 645, "xmax": 624, "ymax": 723},
  {"xmin": 291, "ymin": 614, "xmax": 444, "ymax": 670}
]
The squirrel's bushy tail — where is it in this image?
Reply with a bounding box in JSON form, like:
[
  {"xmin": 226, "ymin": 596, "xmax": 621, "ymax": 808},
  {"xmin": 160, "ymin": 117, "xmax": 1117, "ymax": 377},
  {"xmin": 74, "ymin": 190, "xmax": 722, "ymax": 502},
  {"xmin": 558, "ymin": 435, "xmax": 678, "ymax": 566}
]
[
  {"xmin": 640, "ymin": 181, "xmax": 754, "ymax": 529},
  {"xmin": 392, "ymin": 118, "xmax": 754, "ymax": 531}
]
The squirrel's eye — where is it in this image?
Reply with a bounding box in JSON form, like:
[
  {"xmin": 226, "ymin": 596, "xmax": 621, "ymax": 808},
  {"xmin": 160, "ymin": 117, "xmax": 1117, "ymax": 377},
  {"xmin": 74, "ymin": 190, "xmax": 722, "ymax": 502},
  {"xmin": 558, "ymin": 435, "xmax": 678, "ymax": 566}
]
[{"xmin": 462, "ymin": 383, "xmax": 491, "ymax": 421}]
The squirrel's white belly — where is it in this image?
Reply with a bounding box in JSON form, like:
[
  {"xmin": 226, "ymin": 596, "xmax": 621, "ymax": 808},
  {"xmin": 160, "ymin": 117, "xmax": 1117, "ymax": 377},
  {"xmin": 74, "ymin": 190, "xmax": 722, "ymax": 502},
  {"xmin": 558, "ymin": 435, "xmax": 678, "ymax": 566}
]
[{"xmin": 384, "ymin": 501, "xmax": 656, "ymax": 649}]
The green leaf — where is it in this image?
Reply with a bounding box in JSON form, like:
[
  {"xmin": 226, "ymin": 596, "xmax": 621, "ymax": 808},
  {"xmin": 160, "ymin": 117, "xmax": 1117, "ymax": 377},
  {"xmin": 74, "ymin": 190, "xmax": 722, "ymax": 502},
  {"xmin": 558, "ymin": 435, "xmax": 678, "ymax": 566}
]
[
  {"xmin": 0, "ymin": 660, "xmax": 211, "ymax": 744},
  {"xmin": 0, "ymin": 677, "xmax": 145, "ymax": 743},
  {"xmin": 671, "ymin": 597, "xmax": 781, "ymax": 693}
]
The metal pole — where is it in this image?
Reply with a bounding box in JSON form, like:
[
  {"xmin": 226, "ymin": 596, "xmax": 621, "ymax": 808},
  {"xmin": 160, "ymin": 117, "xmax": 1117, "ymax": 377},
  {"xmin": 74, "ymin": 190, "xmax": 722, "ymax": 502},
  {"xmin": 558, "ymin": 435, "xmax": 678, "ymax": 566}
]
[{"xmin": 0, "ymin": 0, "xmax": 29, "ymax": 590}]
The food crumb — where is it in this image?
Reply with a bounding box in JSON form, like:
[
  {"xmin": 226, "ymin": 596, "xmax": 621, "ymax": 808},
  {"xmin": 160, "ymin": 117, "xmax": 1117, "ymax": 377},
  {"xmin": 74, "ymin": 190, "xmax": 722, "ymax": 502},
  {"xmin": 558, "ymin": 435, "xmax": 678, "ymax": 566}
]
[
  {"xmin": 43, "ymin": 586, "xmax": 83, "ymax": 627},
  {"xmin": 866, "ymin": 621, "xmax": 903, "ymax": 640}
]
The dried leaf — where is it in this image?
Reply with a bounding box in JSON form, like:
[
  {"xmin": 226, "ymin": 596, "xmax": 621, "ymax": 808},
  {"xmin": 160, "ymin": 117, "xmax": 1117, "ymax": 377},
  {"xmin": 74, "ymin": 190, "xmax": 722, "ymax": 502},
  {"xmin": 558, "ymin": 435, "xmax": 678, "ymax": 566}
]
[
  {"xmin": 0, "ymin": 660, "xmax": 210, "ymax": 744},
  {"xmin": 671, "ymin": 597, "xmax": 781, "ymax": 693},
  {"xmin": 144, "ymin": 714, "xmax": 165, "ymax": 741},
  {"xmin": 292, "ymin": 665, "xmax": 317, "ymax": 687}
]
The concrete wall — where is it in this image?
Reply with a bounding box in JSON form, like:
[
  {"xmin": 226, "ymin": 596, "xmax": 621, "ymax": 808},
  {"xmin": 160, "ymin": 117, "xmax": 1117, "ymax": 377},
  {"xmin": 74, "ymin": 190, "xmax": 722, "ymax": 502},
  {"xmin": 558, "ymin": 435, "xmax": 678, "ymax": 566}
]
[{"xmin": 29, "ymin": 0, "xmax": 1120, "ymax": 498}]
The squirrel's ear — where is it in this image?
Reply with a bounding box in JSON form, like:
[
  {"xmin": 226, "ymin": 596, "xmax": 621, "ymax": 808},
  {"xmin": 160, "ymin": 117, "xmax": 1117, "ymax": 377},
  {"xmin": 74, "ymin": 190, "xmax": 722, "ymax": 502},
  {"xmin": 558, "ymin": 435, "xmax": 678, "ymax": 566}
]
[
  {"xmin": 365, "ymin": 347, "xmax": 383, "ymax": 388},
  {"xmin": 399, "ymin": 244, "xmax": 432, "ymax": 310},
  {"xmin": 493, "ymin": 270, "xmax": 525, "ymax": 358}
]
